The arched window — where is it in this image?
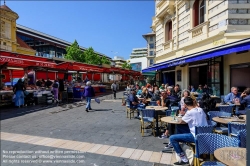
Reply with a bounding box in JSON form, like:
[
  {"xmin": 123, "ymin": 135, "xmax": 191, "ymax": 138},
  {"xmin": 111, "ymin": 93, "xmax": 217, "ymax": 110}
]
[
  {"xmin": 193, "ymin": 0, "xmax": 205, "ymax": 27},
  {"xmin": 199, "ymin": 0, "xmax": 205, "ymax": 24},
  {"xmin": 165, "ymin": 21, "xmax": 172, "ymax": 42}
]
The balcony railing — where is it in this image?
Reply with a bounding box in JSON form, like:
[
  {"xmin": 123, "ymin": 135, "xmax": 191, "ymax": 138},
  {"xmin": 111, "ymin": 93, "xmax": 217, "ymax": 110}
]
[
  {"xmin": 188, "ymin": 21, "xmax": 209, "ymax": 39},
  {"xmin": 162, "ymin": 39, "xmax": 173, "ymax": 51}
]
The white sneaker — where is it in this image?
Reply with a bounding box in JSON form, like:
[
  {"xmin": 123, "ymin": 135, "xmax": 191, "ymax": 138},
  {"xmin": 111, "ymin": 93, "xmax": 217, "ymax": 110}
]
[{"xmin": 158, "ymin": 134, "xmax": 168, "ymax": 139}]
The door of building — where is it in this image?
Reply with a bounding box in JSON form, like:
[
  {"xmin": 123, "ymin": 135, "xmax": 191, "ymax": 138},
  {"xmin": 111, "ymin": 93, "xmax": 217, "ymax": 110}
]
[
  {"xmin": 189, "ymin": 65, "xmax": 208, "ymax": 90},
  {"xmin": 162, "ymin": 71, "xmax": 175, "ymax": 86},
  {"xmin": 230, "ymin": 63, "xmax": 250, "ymax": 93}
]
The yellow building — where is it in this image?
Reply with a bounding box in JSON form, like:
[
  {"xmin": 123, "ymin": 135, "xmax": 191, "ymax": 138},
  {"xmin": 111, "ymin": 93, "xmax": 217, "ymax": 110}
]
[
  {"xmin": 143, "ymin": 0, "xmax": 250, "ymax": 95},
  {"xmin": 0, "ymin": 3, "xmax": 35, "ymax": 55}
]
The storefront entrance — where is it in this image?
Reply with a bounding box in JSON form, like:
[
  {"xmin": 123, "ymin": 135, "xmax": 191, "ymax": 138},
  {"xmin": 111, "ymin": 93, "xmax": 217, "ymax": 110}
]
[
  {"xmin": 162, "ymin": 71, "xmax": 175, "ymax": 86},
  {"xmin": 189, "ymin": 57, "xmax": 223, "ymax": 96},
  {"xmin": 189, "ymin": 64, "xmax": 208, "ymax": 90}
]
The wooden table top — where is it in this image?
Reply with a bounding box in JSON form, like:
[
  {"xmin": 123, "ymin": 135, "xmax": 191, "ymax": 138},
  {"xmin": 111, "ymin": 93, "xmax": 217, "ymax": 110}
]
[
  {"xmin": 161, "ymin": 116, "xmax": 183, "ymax": 124},
  {"xmin": 214, "ymin": 147, "xmax": 246, "ymax": 166},
  {"xmin": 239, "ymin": 115, "xmax": 246, "ymax": 120},
  {"xmin": 210, "ymin": 95, "xmax": 220, "ymax": 98},
  {"xmin": 212, "ymin": 117, "xmax": 245, "ymax": 124},
  {"xmin": 146, "ymin": 106, "xmax": 168, "ymax": 111},
  {"xmin": 216, "ymin": 103, "xmax": 240, "ymax": 107}
]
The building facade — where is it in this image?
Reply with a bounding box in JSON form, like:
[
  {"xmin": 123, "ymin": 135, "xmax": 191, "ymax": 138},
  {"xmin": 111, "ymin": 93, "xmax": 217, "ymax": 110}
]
[
  {"xmin": 16, "ymin": 24, "xmax": 111, "ymax": 61},
  {"xmin": 144, "ymin": 0, "xmax": 250, "ymax": 95},
  {"xmin": 142, "ymin": 32, "xmax": 156, "ymax": 67},
  {"xmin": 0, "ymin": 4, "xmax": 36, "ymax": 56},
  {"xmin": 113, "ymin": 56, "xmax": 126, "ymax": 68}
]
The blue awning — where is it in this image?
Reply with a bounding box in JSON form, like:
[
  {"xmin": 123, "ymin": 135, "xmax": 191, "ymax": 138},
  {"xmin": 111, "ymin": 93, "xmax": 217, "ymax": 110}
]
[{"xmin": 142, "ymin": 38, "xmax": 250, "ymax": 72}]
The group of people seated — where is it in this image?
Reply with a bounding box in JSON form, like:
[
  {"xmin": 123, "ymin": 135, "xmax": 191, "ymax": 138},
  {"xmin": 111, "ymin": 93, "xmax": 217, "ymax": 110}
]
[{"xmin": 125, "ymin": 83, "xmax": 250, "ymax": 165}]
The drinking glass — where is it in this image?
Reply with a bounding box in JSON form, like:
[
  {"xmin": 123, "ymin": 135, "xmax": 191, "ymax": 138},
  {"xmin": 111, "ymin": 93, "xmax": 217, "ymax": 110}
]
[{"xmin": 220, "ymin": 95, "xmax": 224, "ymax": 104}]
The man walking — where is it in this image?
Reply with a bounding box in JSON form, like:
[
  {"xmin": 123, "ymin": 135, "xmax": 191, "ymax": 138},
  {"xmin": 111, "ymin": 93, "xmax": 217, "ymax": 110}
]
[{"xmin": 111, "ymin": 81, "xmax": 117, "ymax": 99}]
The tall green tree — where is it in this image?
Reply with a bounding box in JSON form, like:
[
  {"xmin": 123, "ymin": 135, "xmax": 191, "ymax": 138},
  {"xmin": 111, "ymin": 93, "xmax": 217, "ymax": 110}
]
[
  {"xmin": 84, "ymin": 47, "xmax": 111, "ymax": 65},
  {"xmin": 84, "ymin": 47, "xmax": 101, "ymax": 65},
  {"xmin": 101, "ymin": 56, "xmax": 111, "ymax": 65},
  {"xmin": 64, "ymin": 40, "xmax": 85, "ymax": 62}
]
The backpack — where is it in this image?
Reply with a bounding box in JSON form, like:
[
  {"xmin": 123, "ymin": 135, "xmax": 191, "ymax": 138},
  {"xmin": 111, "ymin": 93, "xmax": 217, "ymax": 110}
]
[{"xmin": 53, "ymin": 83, "xmax": 58, "ymax": 88}]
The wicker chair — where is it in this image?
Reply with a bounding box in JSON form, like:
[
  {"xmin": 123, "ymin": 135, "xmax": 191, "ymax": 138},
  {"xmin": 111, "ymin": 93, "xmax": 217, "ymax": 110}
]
[
  {"xmin": 195, "ymin": 133, "xmax": 239, "ymax": 166},
  {"xmin": 140, "ymin": 109, "xmax": 156, "ymax": 136}
]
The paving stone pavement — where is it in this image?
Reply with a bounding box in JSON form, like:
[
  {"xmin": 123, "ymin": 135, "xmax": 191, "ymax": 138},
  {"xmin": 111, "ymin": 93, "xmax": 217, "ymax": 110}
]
[{"xmin": 0, "ymin": 92, "xmax": 176, "ymax": 166}]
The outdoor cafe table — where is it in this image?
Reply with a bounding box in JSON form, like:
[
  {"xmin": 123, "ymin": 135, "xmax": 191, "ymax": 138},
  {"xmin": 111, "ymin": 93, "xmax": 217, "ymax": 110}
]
[
  {"xmin": 138, "ymin": 98, "xmax": 151, "ymax": 102},
  {"xmin": 216, "ymin": 103, "xmax": 241, "ymax": 107},
  {"xmin": 212, "ymin": 117, "xmax": 245, "ymax": 124},
  {"xmin": 214, "ymin": 147, "xmax": 246, "ymax": 166},
  {"xmin": 161, "ymin": 116, "xmax": 182, "ymax": 124},
  {"xmin": 146, "ymin": 106, "xmax": 168, "ymax": 136}
]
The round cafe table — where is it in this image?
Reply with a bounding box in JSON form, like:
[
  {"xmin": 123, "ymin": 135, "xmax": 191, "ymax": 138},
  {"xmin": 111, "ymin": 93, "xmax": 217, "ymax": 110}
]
[
  {"xmin": 161, "ymin": 116, "xmax": 183, "ymax": 124},
  {"xmin": 146, "ymin": 106, "xmax": 168, "ymax": 111},
  {"xmin": 212, "ymin": 117, "xmax": 245, "ymax": 124},
  {"xmin": 145, "ymin": 106, "xmax": 168, "ymax": 137},
  {"xmin": 214, "ymin": 147, "xmax": 246, "ymax": 166}
]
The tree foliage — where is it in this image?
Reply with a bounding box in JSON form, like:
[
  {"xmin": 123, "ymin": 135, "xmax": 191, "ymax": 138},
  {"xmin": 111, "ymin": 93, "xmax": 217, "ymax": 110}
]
[
  {"xmin": 122, "ymin": 61, "xmax": 132, "ymax": 70},
  {"xmin": 64, "ymin": 40, "xmax": 85, "ymax": 62},
  {"xmin": 65, "ymin": 41, "xmax": 111, "ymax": 65}
]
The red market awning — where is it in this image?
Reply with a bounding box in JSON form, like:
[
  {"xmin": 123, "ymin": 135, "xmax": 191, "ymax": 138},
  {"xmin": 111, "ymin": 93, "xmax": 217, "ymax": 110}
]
[
  {"xmin": 73, "ymin": 62, "xmax": 104, "ymax": 73},
  {"xmin": 0, "ymin": 51, "xmax": 56, "ymax": 68}
]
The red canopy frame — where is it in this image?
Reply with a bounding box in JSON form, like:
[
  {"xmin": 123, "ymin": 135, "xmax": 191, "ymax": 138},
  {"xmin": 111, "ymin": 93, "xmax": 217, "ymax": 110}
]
[{"xmin": 0, "ymin": 51, "xmax": 141, "ymax": 79}]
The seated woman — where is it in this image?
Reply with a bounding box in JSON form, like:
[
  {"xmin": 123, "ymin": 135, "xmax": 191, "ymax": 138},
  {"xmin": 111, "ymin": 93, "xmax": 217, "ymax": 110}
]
[
  {"xmin": 141, "ymin": 87, "xmax": 149, "ymax": 99},
  {"xmin": 196, "ymin": 85, "xmax": 203, "ymax": 94},
  {"xmin": 179, "ymin": 89, "xmax": 191, "ymax": 113},
  {"xmin": 159, "ymin": 90, "xmax": 190, "ymax": 140}
]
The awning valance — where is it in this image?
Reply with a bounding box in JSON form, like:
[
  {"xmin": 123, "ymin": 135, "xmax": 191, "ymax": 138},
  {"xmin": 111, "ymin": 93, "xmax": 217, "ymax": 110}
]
[{"xmin": 142, "ymin": 38, "xmax": 250, "ymax": 72}]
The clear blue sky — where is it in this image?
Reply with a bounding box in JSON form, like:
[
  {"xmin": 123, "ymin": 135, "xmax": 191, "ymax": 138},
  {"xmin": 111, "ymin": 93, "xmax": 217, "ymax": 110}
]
[{"xmin": 5, "ymin": 1, "xmax": 155, "ymax": 60}]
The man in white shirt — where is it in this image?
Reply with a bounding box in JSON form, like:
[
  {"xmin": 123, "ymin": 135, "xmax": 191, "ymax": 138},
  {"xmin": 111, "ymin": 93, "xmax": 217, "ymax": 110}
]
[
  {"xmin": 169, "ymin": 97, "xmax": 208, "ymax": 166},
  {"xmin": 111, "ymin": 81, "xmax": 117, "ymax": 99}
]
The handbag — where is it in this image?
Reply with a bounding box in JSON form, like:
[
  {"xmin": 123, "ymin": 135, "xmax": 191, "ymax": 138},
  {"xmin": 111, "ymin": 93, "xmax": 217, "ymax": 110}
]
[
  {"xmin": 175, "ymin": 143, "xmax": 194, "ymax": 166},
  {"xmin": 95, "ymin": 98, "xmax": 100, "ymax": 104},
  {"xmin": 12, "ymin": 94, "xmax": 16, "ymax": 102}
]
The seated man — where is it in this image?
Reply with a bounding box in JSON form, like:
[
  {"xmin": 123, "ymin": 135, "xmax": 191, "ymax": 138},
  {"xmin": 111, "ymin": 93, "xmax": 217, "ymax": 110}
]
[
  {"xmin": 159, "ymin": 91, "xmax": 170, "ymax": 107},
  {"xmin": 224, "ymin": 87, "xmax": 240, "ymax": 103},
  {"xmin": 240, "ymin": 88, "xmax": 250, "ymax": 106},
  {"xmin": 168, "ymin": 97, "xmax": 208, "ymax": 165},
  {"xmin": 236, "ymin": 88, "xmax": 250, "ymax": 115},
  {"xmin": 129, "ymin": 88, "xmax": 140, "ymax": 118},
  {"xmin": 151, "ymin": 90, "xmax": 161, "ymax": 102}
]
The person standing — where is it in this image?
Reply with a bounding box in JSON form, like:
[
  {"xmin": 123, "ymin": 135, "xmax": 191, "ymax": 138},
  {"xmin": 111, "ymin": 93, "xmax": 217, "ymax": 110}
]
[
  {"xmin": 59, "ymin": 79, "xmax": 65, "ymax": 101},
  {"xmin": 13, "ymin": 79, "xmax": 25, "ymax": 107},
  {"xmin": 45, "ymin": 78, "xmax": 53, "ymax": 88},
  {"xmin": 111, "ymin": 81, "xmax": 117, "ymax": 99},
  {"xmin": 52, "ymin": 79, "xmax": 59, "ymax": 102},
  {"xmin": 83, "ymin": 81, "xmax": 95, "ymax": 112}
]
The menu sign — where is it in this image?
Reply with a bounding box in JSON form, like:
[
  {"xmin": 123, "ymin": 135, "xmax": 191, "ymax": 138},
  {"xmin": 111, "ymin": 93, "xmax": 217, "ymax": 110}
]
[
  {"xmin": 35, "ymin": 62, "xmax": 55, "ymax": 68},
  {"xmin": 0, "ymin": 57, "xmax": 24, "ymax": 64}
]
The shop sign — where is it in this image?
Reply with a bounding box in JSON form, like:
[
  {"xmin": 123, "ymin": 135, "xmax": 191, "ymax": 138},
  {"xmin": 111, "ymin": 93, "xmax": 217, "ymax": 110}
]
[
  {"xmin": 0, "ymin": 57, "xmax": 24, "ymax": 64},
  {"xmin": 167, "ymin": 59, "xmax": 186, "ymax": 67},
  {"xmin": 213, "ymin": 39, "xmax": 226, "ymax": 46},
  {"xmin": 35, "ymin": 62, "xmax": 55, "ymax": 68}
]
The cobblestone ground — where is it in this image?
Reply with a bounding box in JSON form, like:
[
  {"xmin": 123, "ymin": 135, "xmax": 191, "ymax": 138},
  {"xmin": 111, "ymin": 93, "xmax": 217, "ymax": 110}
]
[{"xmin": 0, "ymin": 92, "xmax": 175, "ymax": 166}]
